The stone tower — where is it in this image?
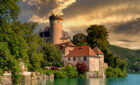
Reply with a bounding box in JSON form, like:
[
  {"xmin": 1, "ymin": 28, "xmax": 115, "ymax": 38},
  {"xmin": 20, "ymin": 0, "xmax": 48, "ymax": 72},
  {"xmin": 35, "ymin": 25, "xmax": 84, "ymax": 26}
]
[{"xmin": 49, "ymin": 14, "xmax": 63, "ymax": 44}]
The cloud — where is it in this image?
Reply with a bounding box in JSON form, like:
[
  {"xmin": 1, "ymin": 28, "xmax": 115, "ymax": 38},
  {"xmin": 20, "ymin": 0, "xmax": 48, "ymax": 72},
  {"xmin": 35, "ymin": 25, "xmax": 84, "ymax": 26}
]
[
  {"xmin": 108, "ymin": 18, "xmax": 140, "ymax": 49},
  {"xmin": 19, "ymin": 0, "xmax": 140, "ymax": 49},
  {"xmin": 21, "ymin": 0, "xmax": 76, "ymax": 22},
  {"xmin": 110, "ymin": 39, "xmax": 140, "ymax": 50},
  {"xmin": 118, "ymin": 40, "xmax": 135, "ymax": 43},
  {"xmin": 63, "ymin": 0, "xmax": 140, "ymax": 30},
  {"xmin": 112, "ymin": 18, "xmax": 140, "ymax": 34}
]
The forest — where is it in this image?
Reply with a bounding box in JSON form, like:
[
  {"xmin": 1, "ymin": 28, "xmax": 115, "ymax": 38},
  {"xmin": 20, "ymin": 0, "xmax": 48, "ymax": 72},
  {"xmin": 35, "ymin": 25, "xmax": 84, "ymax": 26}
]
[{"xmin": 108, "ymin": 45, "xmax": 140, "ymax": 72}]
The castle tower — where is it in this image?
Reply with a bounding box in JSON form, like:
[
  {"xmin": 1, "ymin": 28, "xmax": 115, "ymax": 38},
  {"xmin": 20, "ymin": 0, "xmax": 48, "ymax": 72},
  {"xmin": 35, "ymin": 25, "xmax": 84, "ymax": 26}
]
[{"xmin": 49, "ymin": 14, "xmax": 63, "ymax": 44}]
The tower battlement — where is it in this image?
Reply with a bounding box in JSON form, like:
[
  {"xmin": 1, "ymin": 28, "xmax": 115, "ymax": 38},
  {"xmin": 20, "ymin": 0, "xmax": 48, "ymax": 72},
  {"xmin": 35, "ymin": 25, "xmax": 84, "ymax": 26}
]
[{"xmin": 49, "ymin": 14, "xmax": 63, "ymax": 20}]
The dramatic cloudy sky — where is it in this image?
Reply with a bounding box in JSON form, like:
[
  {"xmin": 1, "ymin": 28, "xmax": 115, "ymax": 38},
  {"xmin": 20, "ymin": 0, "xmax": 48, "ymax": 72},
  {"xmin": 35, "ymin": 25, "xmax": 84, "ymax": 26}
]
[{"xmin": 19, "ymin": 0, "xmax": 140, "ymax": 50}]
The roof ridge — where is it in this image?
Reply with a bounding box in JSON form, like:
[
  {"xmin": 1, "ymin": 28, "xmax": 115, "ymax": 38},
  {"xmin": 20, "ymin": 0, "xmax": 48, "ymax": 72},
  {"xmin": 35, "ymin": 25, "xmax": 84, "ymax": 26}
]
[{"xmin": 93, "ymin": 46, "xmax": 104, "ymax": 55}]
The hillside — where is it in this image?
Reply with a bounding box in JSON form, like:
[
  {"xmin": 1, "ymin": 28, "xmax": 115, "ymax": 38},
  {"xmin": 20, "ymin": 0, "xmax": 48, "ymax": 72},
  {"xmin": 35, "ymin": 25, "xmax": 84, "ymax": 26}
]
[{"xmin": 108, "ymin": 45, "xmax": 140, "ymax": 72}]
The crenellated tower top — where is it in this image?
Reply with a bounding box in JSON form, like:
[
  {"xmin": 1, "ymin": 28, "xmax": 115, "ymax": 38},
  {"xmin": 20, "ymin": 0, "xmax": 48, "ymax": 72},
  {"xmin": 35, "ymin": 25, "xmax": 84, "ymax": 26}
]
[{"xmin": 49, "ymin": 13, "xmax": 63, "ymax": 20}]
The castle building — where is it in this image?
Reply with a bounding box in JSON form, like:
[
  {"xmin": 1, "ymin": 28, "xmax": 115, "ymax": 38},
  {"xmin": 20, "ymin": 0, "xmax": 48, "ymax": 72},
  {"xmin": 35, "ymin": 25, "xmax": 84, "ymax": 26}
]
[
  {"xmin": 56, "ymin": 43, "xmax": 107, "ymax": 72},
  {"xmin": 40, "ymin": 14, "xmax": 107, "ymax": 72},
  {"xmin": 40, "ymin": 14, "xmax": 70, "ymax": 44}
]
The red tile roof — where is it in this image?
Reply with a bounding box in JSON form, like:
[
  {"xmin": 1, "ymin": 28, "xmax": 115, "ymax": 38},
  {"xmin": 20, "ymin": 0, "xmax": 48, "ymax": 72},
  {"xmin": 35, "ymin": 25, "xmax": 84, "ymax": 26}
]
[
  {"xmin": 56, "ymin": 42, "xmax": 75, "ymax": 50},
  {"xmin": 65, "ymin": 46, "xmax": 98, "ymax": 57},
  {"xmin": 93, "ymin": 46, "xmax": 104, "ymax": 55}
]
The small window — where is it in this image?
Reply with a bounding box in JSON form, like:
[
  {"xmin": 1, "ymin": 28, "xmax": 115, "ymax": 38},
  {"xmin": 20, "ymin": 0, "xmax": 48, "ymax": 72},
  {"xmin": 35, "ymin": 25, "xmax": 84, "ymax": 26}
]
[
  {"xmin": 58, "ymin": 21, "xmax": 59, "ymax": 23},
  {"xmin": 84, "ymin": 57, "xmax": 87, "ymax": 61},
  {"xmin": 73, "ymin": 57, "xmax": 76, "ymax": 61},
  {"xmin": 79, "ymin": 57, "xmax": 81, "ymax": 61},
  {"xmin": 68, "ymin": 57, "xmax": 71, "ymax": 61}
]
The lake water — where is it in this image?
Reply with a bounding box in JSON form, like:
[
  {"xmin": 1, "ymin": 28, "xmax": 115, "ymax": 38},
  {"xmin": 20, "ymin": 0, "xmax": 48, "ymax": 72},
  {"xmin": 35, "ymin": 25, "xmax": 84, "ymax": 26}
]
[{"xmin": 22, "ymin": 73, "xmax": 140, "ymax": 85}]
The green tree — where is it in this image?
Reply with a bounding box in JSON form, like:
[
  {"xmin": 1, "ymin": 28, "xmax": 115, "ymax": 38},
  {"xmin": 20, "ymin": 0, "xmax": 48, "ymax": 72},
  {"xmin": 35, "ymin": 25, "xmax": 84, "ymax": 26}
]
[
  {"xmin": 72, "ymin": 33, "xmax": 87, "ymax": 46},
  {"xmin": 41, "ymin": 43, "xmax": 62, "ymax": 67},
  {"xmin": 87, "ymin": 25, "xmax": 108, "ymax": 49},
  {"xmin": 10, "ymin": 21, "xmax": 45, "ymax": 71},
  {"xmin": 0, "ymin": 0, "xmax": 45, "ymax": 83},
  {"xmin": 0, "ymin": 0, "xmax": 20, "ymax": 23},
  {"xmin": 0, "ymin": 0, "xmax": 25, "ymax": 82}
]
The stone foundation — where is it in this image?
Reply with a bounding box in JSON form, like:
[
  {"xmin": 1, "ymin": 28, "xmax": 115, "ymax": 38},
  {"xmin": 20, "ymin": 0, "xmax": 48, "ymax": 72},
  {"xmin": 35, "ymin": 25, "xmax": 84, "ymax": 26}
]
[
  {"xmin": 86, "ymin": 71, "xmax": 106, "ymax": 78},
  {"xmin": 0, "ymin": 72, "xmax": 54, "ymax": 85}
]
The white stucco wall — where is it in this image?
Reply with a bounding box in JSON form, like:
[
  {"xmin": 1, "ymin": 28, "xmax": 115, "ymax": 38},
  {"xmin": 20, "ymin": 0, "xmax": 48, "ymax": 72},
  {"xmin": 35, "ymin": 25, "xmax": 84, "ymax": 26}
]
[
  {"xmin": 98, "ymin": 55, "xmax": 104, "ymax": 71},
  {"xmin": 64, "ymin": 56, "xmax": 100, "ymax": 72},
  {"xmin": 89, "ymin": 57, "xmax": 99, "ymax": 72},
  {"xmin": 64, "ymin": 57, "xmax": 89, "ymax": 66}
]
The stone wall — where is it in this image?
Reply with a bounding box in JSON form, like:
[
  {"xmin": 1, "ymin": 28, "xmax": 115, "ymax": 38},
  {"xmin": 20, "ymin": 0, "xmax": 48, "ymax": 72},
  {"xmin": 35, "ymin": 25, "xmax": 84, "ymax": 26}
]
[
  {"xmin": 0, "ymin": 72, "xmax": 54, "ymax": 85},
  {"xmin": 86, "ymin": 71, "xmax": 106, "ymax": 78},
  {"xmin": 50, "ymin": 19, "xmax": 63, "ymax": 44},
  {"xmin": 98, "ymin": 55, "xmax": 105, "ymax": 71},
  {"xmin": 89, "ymin": 57, "xmax": 100, "ymax": 72}
]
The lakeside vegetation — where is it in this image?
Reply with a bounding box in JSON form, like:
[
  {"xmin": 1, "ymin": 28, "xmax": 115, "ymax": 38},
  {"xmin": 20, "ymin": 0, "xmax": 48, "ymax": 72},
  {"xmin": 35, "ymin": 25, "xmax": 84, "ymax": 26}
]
[
  {"xmin": 108, "ymin": 45, "xmax": 140, "ymax": 72},
  {"xmin": 45, "ymin": 62, "xmax": 88, "ymax": 78}
]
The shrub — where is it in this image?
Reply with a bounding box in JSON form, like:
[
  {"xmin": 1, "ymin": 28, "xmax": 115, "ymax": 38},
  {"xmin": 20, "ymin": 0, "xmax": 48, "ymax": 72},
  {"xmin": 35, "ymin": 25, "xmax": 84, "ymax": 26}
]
[
  {"xmin": 76, "ymin": 62, "xmax": 88, "ymax": 74},
  {"xmin": 0, "ymin": 69, "xmax": 4, "ymax": 76},
  {"xmin": 106, "ymin": 66, "xmax": 127, "ymax": 77},
  {"xmin": 55, "ymin": 71, "xmax": 67, "ymax": 78},
  {"xmin": 78, "ymin": 72, "xmax": 87, "ymax": 78},
  {"xmin": 46, "ymin": 69, "xmax": 55, "ymax": 76},
  {"xmin": 65, "ymin": 65, "xmax": 78, "ymax": 78}
]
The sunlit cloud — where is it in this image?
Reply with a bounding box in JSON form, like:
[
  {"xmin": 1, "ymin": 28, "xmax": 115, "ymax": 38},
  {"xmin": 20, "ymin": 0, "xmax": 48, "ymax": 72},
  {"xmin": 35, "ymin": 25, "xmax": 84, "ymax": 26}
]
[{"xmin": 19, "ymin": 0, "xmax": 140, "ymax": 49}]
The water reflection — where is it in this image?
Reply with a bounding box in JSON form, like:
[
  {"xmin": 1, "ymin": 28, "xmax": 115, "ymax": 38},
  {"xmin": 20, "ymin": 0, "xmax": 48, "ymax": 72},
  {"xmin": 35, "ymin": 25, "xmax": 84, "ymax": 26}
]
[
  {"xmin": 12, "ymin": 74, "xmax": 140, "ymax": 85},
  {"xmin": 20, "ymin": 78, "xmax": 105, "ymax": 85},
  {"xmin": 89, "ymin": 78, "xmax": 105, "ymax": 85}
]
